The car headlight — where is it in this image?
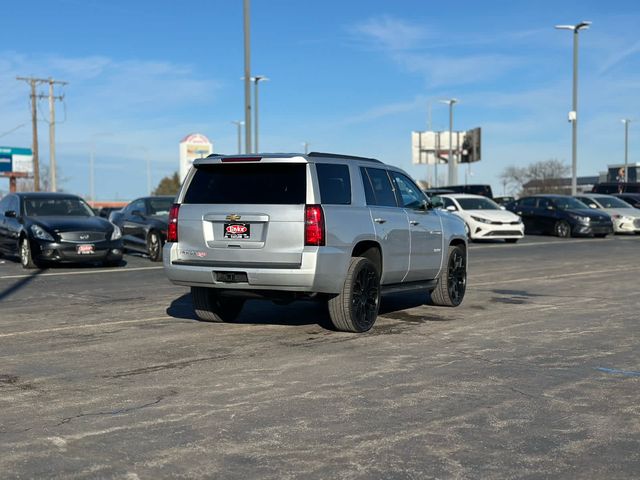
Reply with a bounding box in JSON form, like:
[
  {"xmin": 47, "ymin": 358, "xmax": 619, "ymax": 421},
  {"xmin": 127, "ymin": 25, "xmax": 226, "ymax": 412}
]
[
  {"xmin": 470, "ymin": 215, "xmax": 492, "ymax": 224},
  {"xmin": 569, "ymin": 214, "xmax": 590, "ymax": 224},
  {"xmin": 110, "ymin": 225, "xmax": 122, "ymax": 240},
  {"xmin": 31, "ymin": 224, "xmax": 54, "ymax": 241}
]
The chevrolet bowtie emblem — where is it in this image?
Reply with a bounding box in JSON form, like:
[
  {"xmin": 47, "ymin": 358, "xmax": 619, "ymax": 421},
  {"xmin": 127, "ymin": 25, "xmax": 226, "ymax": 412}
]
[{"xmin": 226, "ymin": 214, "xmax": 241, "ymax": 221}]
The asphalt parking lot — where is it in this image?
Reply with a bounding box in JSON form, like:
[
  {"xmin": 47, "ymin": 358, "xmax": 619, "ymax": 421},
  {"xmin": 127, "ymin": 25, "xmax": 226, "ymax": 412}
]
[{"xmin": 1, "ymin": 235, "xmax": 639, "ymax": 479}]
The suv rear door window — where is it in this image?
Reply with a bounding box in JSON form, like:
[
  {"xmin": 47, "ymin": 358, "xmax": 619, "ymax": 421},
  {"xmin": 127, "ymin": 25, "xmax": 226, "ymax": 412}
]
[
  {"xmin": 361, "ymin": 167, "xmax": 398, "ymax": 207},
  {"xmin": 316, "ymin": 164, "xmax": 351, "ymax": 205},
  {"xmin": 184, "ymin": 163, "xmax": 306, "ymax": 204}
]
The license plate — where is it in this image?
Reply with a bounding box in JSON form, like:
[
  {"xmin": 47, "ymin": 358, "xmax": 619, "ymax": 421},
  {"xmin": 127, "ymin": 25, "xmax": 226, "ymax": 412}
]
[
  {"xmin": 76, "ymin": 244, "xmax": 95, "ymax": 255},
  {"xmin": 224, "ymin": 223, "xmax": 250, "ymax": 239}
]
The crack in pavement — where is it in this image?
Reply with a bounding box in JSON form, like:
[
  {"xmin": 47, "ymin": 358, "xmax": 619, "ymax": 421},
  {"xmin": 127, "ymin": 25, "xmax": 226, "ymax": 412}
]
[
  {"xmin": 55, "ymin": 391, "xmax": 178, "ymax": 426},
  {"xmin": 101, "ymin": 354, "xmax": 233, "ymax": 378}
]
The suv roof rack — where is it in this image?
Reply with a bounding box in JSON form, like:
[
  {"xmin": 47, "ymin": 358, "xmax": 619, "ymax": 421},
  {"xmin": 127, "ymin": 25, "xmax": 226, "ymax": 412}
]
[{"xmin": 307, "ymin": 151, "xmax": 381, "ymax": 163}]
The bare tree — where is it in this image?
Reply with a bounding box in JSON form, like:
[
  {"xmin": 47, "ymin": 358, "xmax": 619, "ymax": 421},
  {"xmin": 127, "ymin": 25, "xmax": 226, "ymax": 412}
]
[{"xmin": 500, "ymin": 159, "xmax": 570, "ymax": 196}]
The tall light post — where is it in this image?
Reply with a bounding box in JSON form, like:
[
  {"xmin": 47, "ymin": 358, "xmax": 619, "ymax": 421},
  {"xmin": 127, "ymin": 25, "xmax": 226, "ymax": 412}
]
[
  {"xmin": 302, "ymin": 142, "xmax": 309, "ymax": 154},
  {"xmin": 252, "ymin": 75, "xmax": 268, "ymax": 153},
  {"xmin": 231, "ymin": 120, "xmax": 244, "ymax": 154},
  {"xmin": 555, "ymin": 21, "xmax": 591, "ymax": 195},
  {"xmin": 622, "ymin": 119, "xmax": 631, "ymax": 182},
  {"xmin": 440, "ymin": 98, "xmax": 458, "ymax": 185},
  {"xmin": 243, "ymin": 0, "xmax": 252, "ymax": 154}
]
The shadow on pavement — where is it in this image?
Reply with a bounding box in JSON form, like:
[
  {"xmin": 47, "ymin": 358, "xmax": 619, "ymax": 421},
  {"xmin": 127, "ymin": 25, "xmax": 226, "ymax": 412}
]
[
  {"xmin": 167, "ymin": 289, "xmax": 447, "ymax": 330},
  {"xmin": 0, "ymin": 269, "xmax": 45, "ymax": 302}
]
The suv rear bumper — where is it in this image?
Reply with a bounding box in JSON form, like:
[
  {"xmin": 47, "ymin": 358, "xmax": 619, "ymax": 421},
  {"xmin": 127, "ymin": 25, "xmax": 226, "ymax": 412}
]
[{"xmin": 163, "ymin": 243, "xmax": 348, "ymax": 294}]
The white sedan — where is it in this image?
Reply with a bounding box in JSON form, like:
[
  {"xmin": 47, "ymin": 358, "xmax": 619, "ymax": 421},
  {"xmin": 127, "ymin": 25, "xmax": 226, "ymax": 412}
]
[
  {"xmin": 575, "ymin": 194, "xmax": 640, "ymax": 234},
  {"xmin": 440, "ymin": 194, "xmax": 525, "ymax": 242}
]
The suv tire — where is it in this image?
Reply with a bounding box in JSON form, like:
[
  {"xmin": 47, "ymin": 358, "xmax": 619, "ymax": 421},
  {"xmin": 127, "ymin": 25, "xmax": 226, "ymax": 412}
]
[
  {"xmin": 328, "ymin": 257, "xmax": 380, "ymax": 333},
  {"xmin": 191, "ymin": 287, "xmax": 245, "ymax": 322},
  {"xmin": 147, "ymin": 231, "xmax": 163, "ymax": 262},
  {"xmin": 430, "ymin": 245, "xmax": 466, "ymax": 307}
]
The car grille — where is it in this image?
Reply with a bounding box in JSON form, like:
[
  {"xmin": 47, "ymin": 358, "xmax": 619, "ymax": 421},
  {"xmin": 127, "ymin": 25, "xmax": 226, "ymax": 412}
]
[
  {"xmin": 486, "ymin": 230, "xmax": 522, "ymax": 236},
  {"xmin": 58, "ymin": 231, "xmax": 107, "ymax": 242},
  {"xmin": 488, "ymin": 221, "xmax": 521, "ymax": 226}
]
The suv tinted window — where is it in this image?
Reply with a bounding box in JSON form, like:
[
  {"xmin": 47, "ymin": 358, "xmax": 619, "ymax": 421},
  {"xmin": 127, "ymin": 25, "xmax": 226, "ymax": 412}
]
[
  {"xmin": 361, "ymin": 167, "xmax": 397, "ymax": 207},
  {"xmin": 184, "ymin": 163, "xmax": 306, "ymax": 205},
  {"xmin": 390, "ymin": 172, "xmax": 425, "ymax": 209},
  {"xmin": 519, "ymin": 197, "xmax": 536, "ymax": 207},
  {"xmin": 316, "ymin": 164, "xmax": 351, "ymax": 205}
]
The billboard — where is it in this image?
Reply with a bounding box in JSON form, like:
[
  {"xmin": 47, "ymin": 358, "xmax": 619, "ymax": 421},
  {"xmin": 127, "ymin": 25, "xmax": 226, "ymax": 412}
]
[
  {"xmin": 0, "ymin": 147, "xmax": 33, "ymax": 173},
  {"xmin": 179, "ymin": 133, "xmax": 213, "ymax": 181},
  {"xmin": 411, "ymin": 128, "xmax": 481, "ymax": 165}
]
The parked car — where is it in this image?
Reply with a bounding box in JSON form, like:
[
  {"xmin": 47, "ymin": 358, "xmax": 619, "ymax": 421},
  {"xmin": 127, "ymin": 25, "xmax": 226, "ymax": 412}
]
[
  {"xmin": 440, "ymin": 194, "xmax": 524, "ymax": 243},
  {"xmin": 440, "ymin": 184, "xmax": 494, "ymax": 198},
  {"xmin": 0, "ymin": 192, "xmax": 123, "ymax": 269},
  {"xmin": 163, "ymin": 152, "xmax": 468, "ymax": 332},
  {"xmin": 493, "ymin": 196, "xmax": 516, "ymax": 206},
  {"xmin": 506, "ymin": 194, "xmax": 613, "ymax": 238},
  {"xmin": 95, "ymin": 206, "xmax": 122, "ymax": 218},
  {"xmin": 614, "ymin": 193, "xmax": 640, "ymax": 209},
  {"xmin": 592, "ymin": 182, "xmax": 640, "ymax": 194},
  {"xmin": 109, "ymin": 196, "xmax": 174, "ymax": 262},
  {"xmin": 574, "ymin": 193, "xmax": 640, "ymax": 234}
]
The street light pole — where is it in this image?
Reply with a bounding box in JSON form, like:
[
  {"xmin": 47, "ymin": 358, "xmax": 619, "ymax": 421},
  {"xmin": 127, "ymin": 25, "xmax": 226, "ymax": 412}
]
[
  {"xmin": 231, "ymin": 121, "xmax": 244, "ymax": 154},
  {"xmin": 555, "ymin": 21, "xmax": 591, "ymax": 195},
  {"xmin": 622, "ymin": 119, "xmax": 631, "ymax": 183},
  {"xmin": 252, "ymin": 76, "xmax": 268, "ymax": 153},
  {"xmin": 440, "ymin": 98, "xmax": 458, "ymax": 185},
  {"xmin": 243, "ymin": 0, "xmax": 252, "ymax": 154}
]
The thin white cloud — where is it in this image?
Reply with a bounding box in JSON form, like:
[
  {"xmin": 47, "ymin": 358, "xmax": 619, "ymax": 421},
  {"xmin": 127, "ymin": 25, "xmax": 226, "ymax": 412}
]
[
  {"xmin": 349, "ymin": 15, "xmax": 429, "ymax": 51},
  {"xmin": 598, "ymin": 40, "xmax": 640, "ymax": 74},
  {"xmin": 339, "ymin": 95, "xmax": 427, "ymax": 125}
]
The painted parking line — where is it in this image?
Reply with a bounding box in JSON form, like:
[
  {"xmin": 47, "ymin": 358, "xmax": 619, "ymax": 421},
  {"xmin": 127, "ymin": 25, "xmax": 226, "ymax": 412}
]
[
  {"xmin": 0, "ymin": 316, "xmax": 169, "ymax": 338},
  {"xmin": 0, "ymin": 266, "xmax": 164, "ymax": 280},
  {"xmin": 473, "ymin": 265, "xmax": 640, "ymax": 287}
]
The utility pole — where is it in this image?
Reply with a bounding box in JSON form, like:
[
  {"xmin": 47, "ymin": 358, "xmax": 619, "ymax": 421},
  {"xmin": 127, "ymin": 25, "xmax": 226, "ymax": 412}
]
[
  {"xmin": 39, "ymin": 78, "xmax": 68, "ymax": 192},
  {"xmin": 17, "ymin": 76, "xmax": 49, "ymax": 191},
  {"xmin": 622, "ymin": 119, "xmax": 631, "ymax": 182},
  {"xmin": 243, "ymin": 0, "xmax": 252, "ymax": 154}
]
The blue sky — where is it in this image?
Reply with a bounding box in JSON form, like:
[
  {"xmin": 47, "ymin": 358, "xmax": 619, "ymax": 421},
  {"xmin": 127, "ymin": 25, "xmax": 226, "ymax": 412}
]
[{"xmin": 1, "ymin": 0, "xmax": 639, "ymax": 199}]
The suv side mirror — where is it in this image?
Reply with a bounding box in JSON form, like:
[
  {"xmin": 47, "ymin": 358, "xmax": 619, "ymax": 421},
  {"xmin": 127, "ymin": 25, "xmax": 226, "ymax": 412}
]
[
  {"xmin": 131, "ymin": 209, "xmax": 145, "ymax": 218},
  {"xmin": 4, "ymin": 210, "xmax": 17, "ymax": 218},
  {"xmin": 446, "ymin": 205, "xmax": 457, "ymax": 212},
  {"xmin": 546, "ymin": 205, "xmax": 555, "ymax": 210}
]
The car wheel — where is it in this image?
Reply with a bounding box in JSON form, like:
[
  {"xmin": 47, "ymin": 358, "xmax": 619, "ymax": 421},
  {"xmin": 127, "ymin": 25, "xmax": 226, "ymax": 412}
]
[
  {"xmin": 328, "ymin": 256, "xmax": 380, "ymax": 333},
  {"xmin": 191, "ymin": 287, "xmax": 245, "ymax": 322},
  {"xmin": 554, "ymin": 220, "xmax": 571, "ymax": 238},
  {"xmin": 430, "ymin": 245, "xmax": 466, "ymax": 307},
  {"xmin": 147, "ymin": 231, "xmax": 163, "ymax": 262},
  {"xmin": 20, "ymin": 238, "xmax": 39, "ymax": 269},
  {"xmin": 504, "ymin": 238, "xmax": 519, "ymax": 244}
]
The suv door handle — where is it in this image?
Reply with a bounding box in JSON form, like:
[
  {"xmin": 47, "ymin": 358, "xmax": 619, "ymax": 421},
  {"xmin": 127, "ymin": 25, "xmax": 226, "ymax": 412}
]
[
  {"xmin": 374, "ymin": 218, "xmax": 386, "ymax": 224},
  {"xmin": 409, "ymin": 220, "xmax": 419, "ymax": 226}
]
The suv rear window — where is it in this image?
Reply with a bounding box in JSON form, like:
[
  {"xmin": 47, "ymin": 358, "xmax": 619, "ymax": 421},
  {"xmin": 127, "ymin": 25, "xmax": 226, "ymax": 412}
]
[
  {"xmin": 316, "ymin": 163, "xmax": 351, "ymax": 205},
  {"xmin": 183, "ymin": 163, "xmax": 306, "ymax": 204}
]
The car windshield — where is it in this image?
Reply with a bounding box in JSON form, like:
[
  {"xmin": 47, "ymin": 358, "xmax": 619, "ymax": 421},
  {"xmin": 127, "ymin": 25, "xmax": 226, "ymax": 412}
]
[
  {"xmin": 553, "ymin": 197, "xmax": 589, "ymax": 209},
  {"xmin": 148, "ymin": 198, "xmax": 173, "ymax": 215},
  {"xmin": 24, "ymin": 197, "xmax": 95, "ymax": 217},
  {"xmin": 456, "ymin": 197, "xmax": 500, "ymax": 210},
  {"xmin": 594, "ymin": 196, "xmax": 632, "ymax": 209}
]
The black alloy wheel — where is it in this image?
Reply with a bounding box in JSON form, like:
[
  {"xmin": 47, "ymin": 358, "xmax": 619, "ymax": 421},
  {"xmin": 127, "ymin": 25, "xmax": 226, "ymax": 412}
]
[
  {"xmin": 430, "ymin": 245, "xmax": 466, "ymax": 307},
  {"xmin": 147, "ymin": 231, "xmax": 163, "ymax": 262},
  {"xmin": 328, "ymin": 257, "xmax": 381, "ymax": 333}
]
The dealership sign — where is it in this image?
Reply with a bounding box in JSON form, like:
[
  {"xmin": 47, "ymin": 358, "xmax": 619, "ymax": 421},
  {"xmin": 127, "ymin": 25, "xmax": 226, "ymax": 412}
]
[
  {"xmin": 179, "ymin": 133, "xmax": 213, "ymax": 182},
  {"xmin": 0, "ymin": 146, "xmax": 33, "ymax": 173}
]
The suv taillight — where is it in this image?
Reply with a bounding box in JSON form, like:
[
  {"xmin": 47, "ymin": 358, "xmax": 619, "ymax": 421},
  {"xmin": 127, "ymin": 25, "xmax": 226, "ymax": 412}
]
[
  {"xmin": 304, "ymin": 204, "xmax": 325, "ymax": 246},
  {"xmin": 167, "ymin": 204, "xmax": 180, "ymax": 242}
]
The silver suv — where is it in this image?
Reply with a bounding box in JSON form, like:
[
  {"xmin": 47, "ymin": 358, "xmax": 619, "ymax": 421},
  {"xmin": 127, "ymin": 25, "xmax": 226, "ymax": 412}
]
[{"xmin": 163, "ymin": 152, "xmax": 467, "ymax": 332}]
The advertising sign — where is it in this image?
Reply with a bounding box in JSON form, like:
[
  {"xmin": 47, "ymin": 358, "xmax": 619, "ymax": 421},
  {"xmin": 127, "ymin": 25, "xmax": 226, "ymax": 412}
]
[
  {"xmin": 179, "ymin": 133, "xmax": 213, "ymax": 181},
  {"xmin": 0, "ymin": 146, "xmax": 33, "ymax": 173}
]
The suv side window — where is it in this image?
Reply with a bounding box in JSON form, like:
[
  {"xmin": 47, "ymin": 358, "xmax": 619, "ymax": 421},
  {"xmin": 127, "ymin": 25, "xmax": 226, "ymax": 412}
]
[
  {"xmin": 537, "ymin": 198, "xmax": 551, "ymax": 209},
  {"xmin": 390, "ymin": 172, "xmax": 425, "ymax": 209},
  {"xmin": 361, "ymin": 167, "xmax": 398, "ymax": 207},
  {"xmin": 316, "ymin": 164, "xmax": 351, "ymax": 205}
]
